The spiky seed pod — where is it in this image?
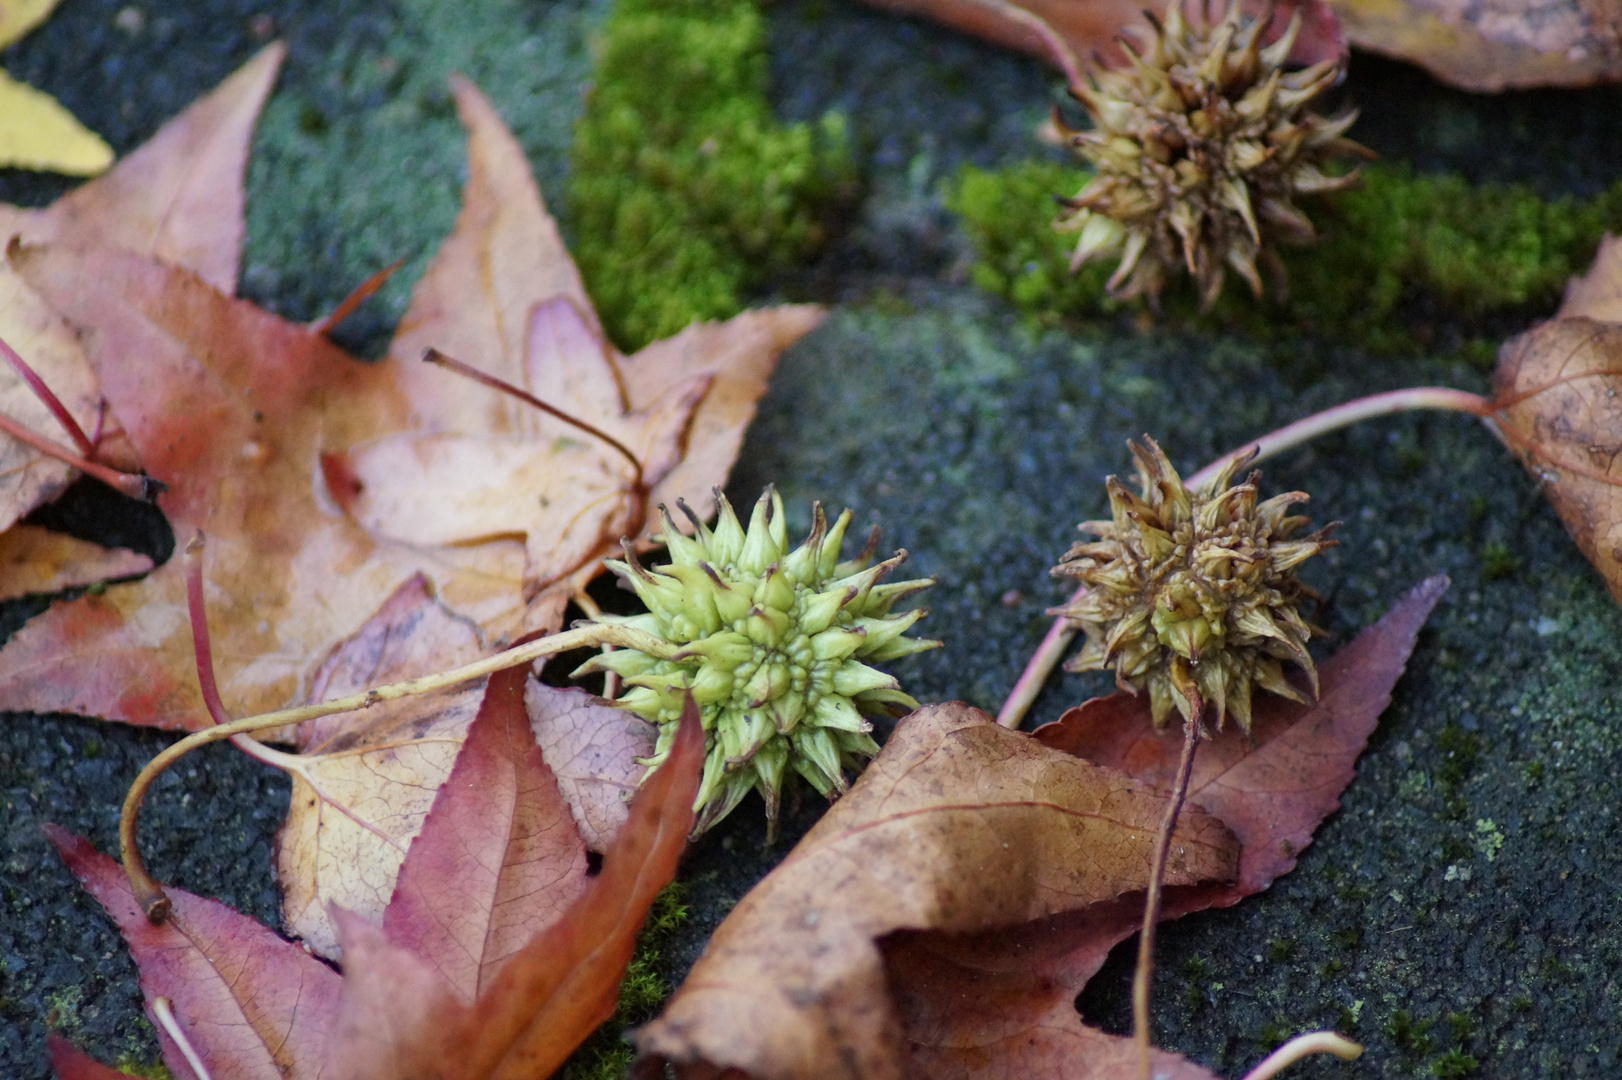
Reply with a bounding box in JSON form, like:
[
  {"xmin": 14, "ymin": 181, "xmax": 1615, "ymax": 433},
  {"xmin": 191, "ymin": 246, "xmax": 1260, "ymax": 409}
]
[
  {"xmin": 576, "ymin": 488, "xmax": 939, "ymax": 836},
  {"xmin": 1054, "ymin": 0, "xmax": 1366, "ymax": 310},
  {"xmin": 1050, "ymin": 437, "xmax": 1335, "ymax": 731}
]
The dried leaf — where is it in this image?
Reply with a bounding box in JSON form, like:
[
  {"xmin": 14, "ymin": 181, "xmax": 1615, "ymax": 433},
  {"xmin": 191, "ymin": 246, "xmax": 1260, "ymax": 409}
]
[
  {"xmin": 275, "ymin": 575, "xmax": 492, "ymax": 959},
  {"xmin": 0, "ymin": 522, "xmax": 151, "ymax": 601},
  {"xmin": 0, "ymin": 0, "xmax": 59, "ymax": 48},
  {"xmin": 47, "ymin": 675, "xmax": 703, "ymax": 1080},
  {"xmin": 1324, "ymin": 0, "xmax": 1622, "ymax": 91},
  {"xmin": 1494, "ymin": 318, "xmax": 1622, "ymax": 603},
  {"xmin": 0, "ymin": 244, "xmax": 528, "ymax": 730},
  {"xmin": 635, "ymin": 702, "xmax": 1239, "ymax": 1080},
  {"xmin": 337, "ymin": 78, "xmax": 823, "ymax": 610},
  {"xmin": 854, "ymin": 0, "xmax": 1345, "ymax": 76},
  {"xmin": 885, "ymin": 576, "xmax": 1447, "ymax": 1079},
  {"xmin": 379, "ymin": 664, "xmax": 591, "ymax": 997},
  {"xmin": 527, "ymin": 680, "xmax": 657, "ymax": 852},
  {"xmin": 46, "ymin": 824, "xmax": 340, "ymax": 1080},
  {"xmin": 0, "ymin": 44, "xmax": 282, "ymax": 530},
  {"xmin": 322, "ymin": 691, "xmax": 705, "ymax": 1080}
]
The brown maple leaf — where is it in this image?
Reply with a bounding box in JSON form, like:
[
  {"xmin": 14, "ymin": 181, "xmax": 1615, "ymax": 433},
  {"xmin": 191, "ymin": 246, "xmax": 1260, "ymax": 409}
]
[
  {"xmin": 636, "ymin": 578, "xmax": 1446, "ymax": 1080},
  {"xmin": 0, "ymin": 243, "xmax": 530, "ymax": 730},
  {"xmin": 44, "ymin": 667, "xmax": 704, "ymax": 1080},
  {"xmin": 1492, "ymin": 238, "xmax": 1622, "ymax": 604},
  {"xmin": 333, "ymin": 77, "xmax": 824, "ymax": 622},
  {"xmin": 634, "ymin": 701, "xmax": 1241, "ymax": 1079},
  {"xmin": 0, "ymin": 43, "xmax": 283, "ymax": 535}
]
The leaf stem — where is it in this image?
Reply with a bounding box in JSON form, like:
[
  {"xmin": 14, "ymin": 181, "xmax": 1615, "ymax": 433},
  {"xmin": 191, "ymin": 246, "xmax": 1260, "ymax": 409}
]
[
  {"xmin": 151, "ymin": 997, "xmax": 214, "ymax": 1080},
  {"xmin": 0, "ymin": 332, "xmax": 96, "ymax": 457},
  {"xmin": 997, "ymin": 386, "xmax": 1495, "ymax": 729},
  {"xmin": 1133, "ymin": 697, "xmax": 1202, "ymax": 1080},
  {"xmin": 422, "ymin": 346, "xmax": 646, "ymax": 493},
  {"xmin": 1239, "ymin": 1031, "xmax": 1363, "ymax": 1080},
  {"xmin": 119, "ymin": 621, "xmax": 680, "ymax": 923},
  {"xmin": 308, "ymin": 258, "xmax": 406, "ymax": 337},
  {"xmin": 0, "ymin": 408, "xmax": 165, "ymax": 502},
  {"xmin": 960, "ymin": 0, "xmax": 1087, "ymax": 97}
]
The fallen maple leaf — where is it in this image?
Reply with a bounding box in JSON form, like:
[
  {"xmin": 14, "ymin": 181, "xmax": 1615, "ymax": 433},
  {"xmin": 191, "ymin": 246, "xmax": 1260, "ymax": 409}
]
[
  {"xmin": 0, "ymin": 42, "xmax": 283, "ymax": 534},
  {"xmin": 0, "ymin": 0, "xmax": 112, "ymax": 175},
  {"xmin": 45, "ymin": 667, "xmax": 704, "ymax": 1080},
  {"xmin": 46, "ymin": 1035, "xmax": 145, "ymax": 1080},
  {"xmin": 634, "ymin": 701, "xmax": 1240, "ymax": 1079},
  {"xmin": 1323, "ymin": 0, "xmax": 1622, "ymax": 90},
  {"xmin": 0, "ymin": 241, "xmax": 530, "ymax": 730},
  {"xmin": 1493, "ymin": 236, "xmax": 1622, "ymax": 604},
  {"xmin": 528, "ymin": 679, "xmax": 658, "ymax": 851},
  {"xmin": 337, "ymin": 77, "xmax": 825, "ymax": 614},
  {"xmin": 0, "ymin": 73, "xmax": 821, "ymax": 735},
  {"xmin": 853, "ymin": 0, "xmax": 1345, "ymax": 82},
  {"xmin": 638, "ymin": 578, "xmax": 1446, "ymax": 1079}
]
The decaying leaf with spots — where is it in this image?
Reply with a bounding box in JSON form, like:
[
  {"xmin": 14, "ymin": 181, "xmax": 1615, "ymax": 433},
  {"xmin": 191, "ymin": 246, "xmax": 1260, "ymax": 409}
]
[{"xmin": 1494, "ymin": 236, "xmax": 1622, "ymax": 604}]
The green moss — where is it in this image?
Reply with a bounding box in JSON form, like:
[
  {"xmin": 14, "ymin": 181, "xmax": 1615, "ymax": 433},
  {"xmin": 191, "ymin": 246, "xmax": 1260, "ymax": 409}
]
[
  {"xmin": 1432, "ymin": 1048, "xmax": 1480, "ymax": 1078},
  {"xmin": 945, "ymin": 159, "xmax": 1622, "ymax": 356},
  {"xmin": 110, "ymin": 1055, "xmax": 170, "ymax": 1080},
  {"xmin": 567, "ymin": 0, "xmax": 854, "ymax": 350},
  {"xmin": 560, "ymin": 883, "xmax": 689, "ymax": 1080}
]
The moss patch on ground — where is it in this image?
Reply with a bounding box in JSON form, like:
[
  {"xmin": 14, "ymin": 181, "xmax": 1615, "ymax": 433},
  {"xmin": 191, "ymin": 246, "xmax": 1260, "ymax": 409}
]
[
  {"xmin": 567, "ymin": 0, "xmax": 854, "ymax": 351},
  {"xmin": 947, "ymin": 160, "xmax": 1622, "ymax": 358}
]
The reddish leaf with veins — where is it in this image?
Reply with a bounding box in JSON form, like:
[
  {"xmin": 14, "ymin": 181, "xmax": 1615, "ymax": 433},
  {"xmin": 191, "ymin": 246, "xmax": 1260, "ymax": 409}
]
[
  {"xmin": 0, "ymin": 244, "xmax": 528, "ymax": 731},
  {"xmin": 46, "ymin": 670, "xmax": 704, "ymax": 1080},
  {"xmin": 379, "ymin": 664, "xmax": 591, "ymax": 997},
  {"xmin": 882, "ymin": 576, "xmax": 1447, "ymax": 1079},
  {"xmin": 526, "ymin": 679, "xmax": 657, "ymax": 851},
  {"xmin": 46, "ymin": 824, "xmax": 340, "ymax": 1080},
  {"xmin": 0, "ymin": 43, "xmax": 283, "ymax": 531},
  {"xmin": 321, "ymin": 687, "xmax": 705, "ymax": 1079}
]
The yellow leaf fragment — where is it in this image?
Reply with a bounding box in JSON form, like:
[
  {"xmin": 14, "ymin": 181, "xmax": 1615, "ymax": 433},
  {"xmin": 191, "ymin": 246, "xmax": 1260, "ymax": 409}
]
[
  {"xmin": 0, "ymin": 0, "xmax": 60, "ymax": 51},
  {"xmin": 0, "ymin": 67, "xmax": 113, "ymax": 176}
]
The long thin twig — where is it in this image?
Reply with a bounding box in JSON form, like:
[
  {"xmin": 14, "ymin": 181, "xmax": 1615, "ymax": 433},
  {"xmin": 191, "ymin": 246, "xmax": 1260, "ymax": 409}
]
[
  {"xmin": 997, "ymin": 386, "xmax": 1496, "ymax": 729},
  {"xmin": 1239, "ymin": 1031, "xmax": 1363, "ymax": 1080},
  {"xmin": 0, "ymin": 332, "xmax": 96, "ymax": 457},
  {"xmin": 1134, "ymin": 693, "xmax": 1203, "ymax": 1080},
  {"xmin": 151, "ymin": 998, "xmax": 214, "ymax": 1080},
  {"xmin": 120, "ymin": 622, "xmax": 678, "ymax": 922},
  {"xmin": 0, "ymin": 409, "xmax": 164, "ymax": 502}
]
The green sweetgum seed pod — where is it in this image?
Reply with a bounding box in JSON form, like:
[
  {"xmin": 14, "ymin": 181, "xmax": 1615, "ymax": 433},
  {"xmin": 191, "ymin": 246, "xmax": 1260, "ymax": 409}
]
[{"xmin": 575, "ymin": 487, "xmax": 938, "ymax": 836}]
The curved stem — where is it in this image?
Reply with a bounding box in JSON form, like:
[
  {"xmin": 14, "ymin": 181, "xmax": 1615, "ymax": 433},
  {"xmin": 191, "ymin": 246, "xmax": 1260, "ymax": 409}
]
[
  {"xmin": 998, "ymin": 386, "xmax": 1496, "ymax": 730},
  {"xmin": 1184, "ymin": 386, "xmax": 1492, "ymax": 490},
  {"xmin": 120, "ymin": 622, "xmax": 678, "ymax": 923},
  {"xmin": 0, "ymin": 332, "xmax": 95, "ymax": 457},
  {"xmin": 0, "ymin": 409, "xmax": 164, "ymax": 502},
  {"xmin": 1133, "ymin": 697, "xmax": 1202, "ymax": 1080},
  {"xmin": 422, "ymin": 347, "xmax": 645, "ymax": 493},
  {"xmin": 1240, "ymin": 1031, "xmax": 1363, "ymax": 1080}
]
